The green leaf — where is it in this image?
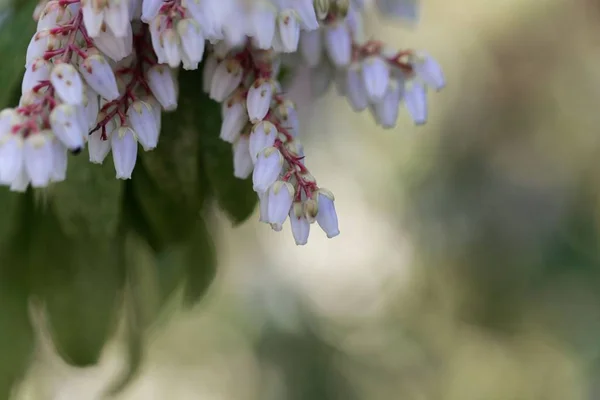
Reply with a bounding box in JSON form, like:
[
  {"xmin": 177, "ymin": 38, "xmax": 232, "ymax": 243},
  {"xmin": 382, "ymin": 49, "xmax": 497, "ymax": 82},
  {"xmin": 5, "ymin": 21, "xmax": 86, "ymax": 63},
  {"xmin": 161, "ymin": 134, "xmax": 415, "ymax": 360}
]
[
  {"xmin": 0, "ymin": 0, "xmax": 37, "ymax": 109},
  {"xmin": 189, "ymin": 72, "xmax": 257, "ymax": 224},
  {"xmin": 129, "ymin": 162, "xmax": 198, "ymax": 252},
  {"xmin": 0, "ymin": 193, "xmax": 34, "ymax": 399},
  {"xmin": 28, "ymin": 206, "xmax": 125, "ymax": 366},
  {"xmin": 50, "ymin": 155, "xmax": 123, "ymax": 239},
  {"xmin": 183, "ymin": 218, "xmax": 217, "ymax": 306},
  {"xmin": 0, "ymin": 186, "xmax": 21, "ymax": 247}
]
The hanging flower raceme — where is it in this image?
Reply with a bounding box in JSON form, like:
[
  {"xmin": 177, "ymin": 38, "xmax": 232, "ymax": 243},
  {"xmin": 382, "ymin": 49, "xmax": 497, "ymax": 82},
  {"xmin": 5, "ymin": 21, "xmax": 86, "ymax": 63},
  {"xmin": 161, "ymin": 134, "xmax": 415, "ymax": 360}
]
[{"xmin": 0, "ymin": 0, "xmax": 444, "ymax": 245}]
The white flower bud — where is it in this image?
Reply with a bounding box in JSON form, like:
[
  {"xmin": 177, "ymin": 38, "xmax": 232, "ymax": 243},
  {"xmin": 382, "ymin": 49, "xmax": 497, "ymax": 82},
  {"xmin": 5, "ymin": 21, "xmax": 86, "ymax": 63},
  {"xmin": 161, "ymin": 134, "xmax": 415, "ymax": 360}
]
[
  {"xmin": 26, "ymin": 30, "xmax": 59, "ymax": 68},
  {"xmin": 22, "ymin": 58, "xmax": 52, "ymax": 94},
  {"xmin": 0, "ymin": 134, "xmax": 24, "ymax": 185},
  {"xmin": 221, "ymin": 97, "xmax": 247, "ymax": 143},
  {"xmin": 345, "ymin": 63, "xmax": 369, "ymax": 112},
  {"xmin": 258, "ymin": 191, "xmax": 269, "ymax": 223},
  {"xmin": 105, "ymin": 0, "xmax": 130, "ymax": 38},
  {"xmin": 209, "ymin": 59, "xmax": 243, "ymax": 102},
  {"xmin": 274, "ymin": 101, "xmax": 299, "ymax": 138},
  {"xmin": 111, "ymin": 126, "xmax": 137, "ymax": 179},
  {"xmin": 249, "ymin": 4, "xmax": 276, "ymax": 50},
  {"xmin": 149, "ymin": 14, "xmax": 168, "ymax": 63},
  {"xmin": 374, "ymin": 80, "xmax": 402, "ymax": 128},
  {"xmin": 163, "ymin": 28, "xmax": 182, "ymax": 68},
  {"xmin": 94, "ymin": 23, "xmax": 133, "ymax": 62},
  {"xmin": 294, "ymin": 0, "xmax": 318, "ymax": 30},
  {"xmin": 267, "ymin": 180, "xmax": 294, "ymax": 225},
  {"xmin": 79, "ymin": 53, "xmax": 120, "ymax": 101},
  {"xmin": 324, "ymin": 22, "xmax": 352, "ymax": 67},
  {"xmin": 252, "ymin": 147, "xmax": 283, "ymax": 193},
  {"xmin": 127, "ymin": 101, "xmax": 159, "ymax": 151},
  {"xmin": 146, "ymin": 65, "xmax": 178, "ymax": 111},
  {"xmin": 299, "ymin": 29, "xmax": 322, "ymax": 67},
  {"xmin": 249, "ymin": 121, "xmax": 277, "ymax": 162},
  {"xmin": 81, "ymin": 0, "xmax": 104, "ymax": 37},
  {"xmin": 289, "ymin": 202, "xmax": 310, "ymax": 245},
  {"xmin": 277, "ymin": 10, "xmax": 300, "ymax": 53},
  {"xmin": 50, "ymin": 137, "xmax": 67, "ymax": 182},
  {"xmin": 233, "ymin": 135, "xmax": 253, "ymax": 179},
  {"xmin": 404, "ymin": 80, "xmax": 427, "ymax": 125},
  {"xmin": 49, "ymin": 104, "xmax": 86, "ymax": 151},
  {"xmin": 50, "ymin": 63, "xmax": 85, "ymax": 105},
  {"xmin": 177, "ymin": 19, "xmax": 205, "ymax": 70},
  {"xmin": 362, "ymin": 56, "xmax": 389, "ymax": 103},
  {"xmin": 88, "ymin": 129, "xmax": 112, "ymax": 164},
  {"xmin": 141, "ymin": 0, "xmax": 163, "ymax": 22},
  {"xmin": 9, "ymin": 166, "xmax": 29, "ymax": 193},
  {"xmin": 202, "ymin": 53, "xmax": 220, "ymax": 94},
  {"xmin": 24, "ymin": 132, "xmax": 54, "ymax": 188},
  {"xmin": 413, "ymin": 51, "xmax": 445, "ymax": 91},
  {"xmin": 316, "ymin": 188, "xmax": 339, "ymax": 238},
  {"xmin": 247, "ymin": 79, "xmax": 273, "ymax": 124}
]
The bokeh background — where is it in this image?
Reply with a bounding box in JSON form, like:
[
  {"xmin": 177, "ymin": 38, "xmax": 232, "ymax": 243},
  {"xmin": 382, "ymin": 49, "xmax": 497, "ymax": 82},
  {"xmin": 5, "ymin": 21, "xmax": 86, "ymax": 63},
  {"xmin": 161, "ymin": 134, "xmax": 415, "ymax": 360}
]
[{"xmin": 6, "ymin": 0, "xmax": 600, "ymax": 398}]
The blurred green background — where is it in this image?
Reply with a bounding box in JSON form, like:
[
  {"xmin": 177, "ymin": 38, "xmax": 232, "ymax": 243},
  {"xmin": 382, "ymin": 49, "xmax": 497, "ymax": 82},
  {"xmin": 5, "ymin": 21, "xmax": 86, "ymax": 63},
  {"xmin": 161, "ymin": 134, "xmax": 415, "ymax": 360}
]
[{"xmin": 4, "ymin": 0, "xmax": 600, "ymax": 399}]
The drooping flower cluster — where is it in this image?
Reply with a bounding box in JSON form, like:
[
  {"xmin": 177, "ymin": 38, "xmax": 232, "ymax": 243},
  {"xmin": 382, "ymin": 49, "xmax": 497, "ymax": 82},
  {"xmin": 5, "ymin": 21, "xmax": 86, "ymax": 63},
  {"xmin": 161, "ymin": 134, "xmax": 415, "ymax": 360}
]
[{"xmin": 0, "ymin": 0, "xmax": 444, "ymax": 245}]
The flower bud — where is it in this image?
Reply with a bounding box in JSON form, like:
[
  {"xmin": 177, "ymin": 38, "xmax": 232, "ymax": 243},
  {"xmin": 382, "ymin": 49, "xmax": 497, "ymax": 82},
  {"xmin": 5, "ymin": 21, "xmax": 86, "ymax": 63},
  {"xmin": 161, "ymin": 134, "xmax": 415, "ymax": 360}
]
[
  {"xmin": 252, "ymin": 147, "xmax": 283, "ymax": 193},
  {"xmin": 111, "ymin": 126, "xmax": 137, "ymax": 179}
]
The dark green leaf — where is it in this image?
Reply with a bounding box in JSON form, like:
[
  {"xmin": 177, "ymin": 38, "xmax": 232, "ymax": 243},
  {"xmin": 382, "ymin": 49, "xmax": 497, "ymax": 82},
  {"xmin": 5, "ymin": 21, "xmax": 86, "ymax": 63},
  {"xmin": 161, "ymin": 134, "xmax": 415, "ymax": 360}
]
[
  {"xmin": 28, "ymin": 206, "xmax": 125, "ymax": 366},
  {"xmin": 0, "ymin": 186, "xmax": 21, "ymax": 247},
  {"xmin": 129, "ymin": 162, "xmax": 198, "ymax": 251},
  {"xmin": 183, "ymin": 218, "xmax": 217, "ymax": 306},
  {"xmin": 0, "ymin": 0, "xmax": 37, "ymax": 108},
  {"xmin": 0, "ymin": 193, "xmax": 34, "ymax": 399},
  {"xmin": 189, "ymin": 72, "xmax": 257, "ymax": 224},
  {"xmin": 50, "ymin": 156, "xmax": 123, "ymax": 239}
]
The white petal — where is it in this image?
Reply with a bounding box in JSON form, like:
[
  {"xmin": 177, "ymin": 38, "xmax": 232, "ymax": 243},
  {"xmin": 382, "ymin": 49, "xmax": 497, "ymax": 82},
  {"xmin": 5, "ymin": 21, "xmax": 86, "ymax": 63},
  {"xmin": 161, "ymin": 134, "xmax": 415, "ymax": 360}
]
[
  {"xmin": 221, "ymin": 97, "xmax": 248, "ymax": 143},
  {"xmin": 278, "ymin": 10, "xmax": 300, "ymax": 53},
  {"xmin": 111, "ymin": 126, "xmax": 138, "ymax": 179},
  {"xmin": 289, "ymin": 202, "xmax": 310, "ymax": 245},
  {"xmin": 0, "ymin": 135, "xmax": 24, "ymax": 185},
  {"xmin": 293, "ymin": 0, "xmax": 318, "ymax": 30},
  {"xmin": 146, "ymin": 65, "xmax": 178, "ymax": 111},
  {"xmin": 79, "ymin": 54, "xmax": 119, "ymax": 101},
  {"xmin": 362, "ymin": 56, "xmax": 389, "ymax": 102},
  {"xmin": 141, "ymin": 0, "xmax": 163, "ymax": 22},
  {"xmin": 22, "ymin": 58, "xmax": 52, "ymax": 94},
  {"xmin": 233, "ymin": 135, "xmax": 253, "ymax": 179},
  {"xmin": 247, "ymin": 79, "xmax": 273, "ymax": 124},
  {"xmin": 177, "ymin": 19, "xmax": 205, "ymax": 70},
  {"xmin": 324, "ymin": 22, "xmax": 352, "ymax": 67},
  {"xmin": 50, "ymin": 63, "xmax": 85, "ymax": 105},
  {"xmin": 346, "ymin": 63, "xmax": 369, "ymax": 112},
  {"xmin": 105, "ymin": 0, "xmax": 130, "ymax": 37},
  {"xmin": 81, "ymin": 1, "xmax": 104, "ymax": 37},
  {"xmin": 316, "ymin": 189, "xmax": 339, "ymax": 238},
  {"xmin": 267, "ymin": 181, "xmax": 294, "ymax": 225},
  {"xmin": 252, "ymin": 147, "xmax": 283, "ymax": 193},
  {"xmin": 88, "ymin": 129, "xmax": 112, "ymax": 164},
  {"xmin": 249, "ymin": 121, "xmax": 277, "ymax": 162},
  {"xmin": 127, "ymin": 101, "xmax": 159, "ymax": 151},
  {"xmin": 209, "ymin": 58, "xmax": 243, "ymax": 102},
  {"xmin": 93, "ymin": 23, "xmax": 133, "ymax": 62},
  {"xmin": 374, "ymin": 80, "xmax": 403, "ymax": 128},
  {"xmin": 24, "ymin": 132, "xmax": 54, "ymax": 188},
  {"xmin": 404, "ymin": 80, "xmax": 427, "ymax": 125},
  {"xmin": 413, "ymin": 51, "xmax": 445, "ymax": 90},
  {"xmin": 49, "ymin": 104, "xmax": 86, "ymax": 151}
]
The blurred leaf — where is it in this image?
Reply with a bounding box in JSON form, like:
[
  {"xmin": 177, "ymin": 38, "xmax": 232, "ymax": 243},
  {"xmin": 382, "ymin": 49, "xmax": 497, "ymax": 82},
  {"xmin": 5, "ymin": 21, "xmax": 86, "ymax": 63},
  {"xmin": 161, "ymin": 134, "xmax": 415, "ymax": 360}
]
[
  {"xmin": 193, "ymin": 84, "xmax": 258, "ymax": 225},
  {"xmin": 0, "ymin": 0, "xmax": 36, "ymax": 108},
  {"xmin": 129, "ymin": 162, "xmax": 198, "ymax": 252},
  {"xmin": 0, "ymin": 193, "xmax": 34, "ymax": 399},
  {"xmin": 51, "ymin": 156, "xmax": 123, "ymax": 238},
  {"xmin": 183, "ymin": 218, "xmax": 217, "ymax": 306},
  {"xmin": 0, "ymin": 187, "xmax": 20, "ymax": 247},
  {"xmin": 29, "ymin": 206, "xmax": 125, "ymax": 366}
]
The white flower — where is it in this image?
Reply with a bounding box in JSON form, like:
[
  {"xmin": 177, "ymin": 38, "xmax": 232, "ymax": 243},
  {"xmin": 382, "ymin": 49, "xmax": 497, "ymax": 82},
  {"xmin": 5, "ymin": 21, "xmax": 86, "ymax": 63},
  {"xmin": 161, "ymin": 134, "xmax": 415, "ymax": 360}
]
[
  {"xmin": 249, "ymin": 121, "xmax": 277, "ymax": 162},
  {"xmin": 146, "ymin": 65, "xmax": 178, "ymax": 111},
  {"xmin": 127, "ymin": 101, "xmax": 160, "ymax": 151},
  {"xmin": 50, "ymin": 63, "xmax": 85, "ymax": 105},
  {"xmin": 49, "ymin": 104, "xmax": 87, "ymax": 151},
  {"xmin": 404, "ymin": 80, "xmax": 427, "ymax": 125},
  {"xmin": 253, "ymin": 147, "xmax": 283, "ymax": 193},
  {"xmin": 78, "ymin": 53, "xmax": 120, "ymax": 101},
  {"xmin": 267, "ymin": 180, "xmax": 295, "ymax": 225},
  {"xmin": 0, "ymin": 134, "xmax": 24, "ymax": 185},
  {"xmin": 316, "ymin": 189, "xmax": 340, "ymax": 238},
  {"xmin": 221, "ymin": 96, "xmax": 248, "ymax": 143},
  {"xmin": 24, "ymin": 132, "xmax": 54, "ymax": 188},
  {"xmin": 289, "ymin": 202, "xmax": 310, "ymax": 245},
  {"xmin": 247, "ymin": 79, "xmax": 273, "ymax": 124},
  {"xmin": 111, "ymin": 126, "xmax": 137, "ymax": 179}
]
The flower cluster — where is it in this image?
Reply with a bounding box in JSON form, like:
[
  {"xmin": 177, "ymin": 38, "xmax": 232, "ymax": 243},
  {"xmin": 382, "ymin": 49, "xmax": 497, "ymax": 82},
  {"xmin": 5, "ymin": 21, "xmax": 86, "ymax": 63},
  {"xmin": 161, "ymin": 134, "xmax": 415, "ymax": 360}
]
[{"xmin": 0, "ymin": 0, "xmax": 444, "ymax": 245}]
